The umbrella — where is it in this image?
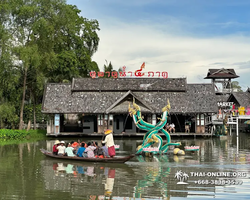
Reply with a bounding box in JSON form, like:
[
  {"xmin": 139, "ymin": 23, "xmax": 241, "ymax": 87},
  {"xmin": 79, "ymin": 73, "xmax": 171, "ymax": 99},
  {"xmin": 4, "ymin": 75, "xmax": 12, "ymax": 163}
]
[{"xmin": 244, "ymin": 120, "xmax": 250, "ymax": 124}]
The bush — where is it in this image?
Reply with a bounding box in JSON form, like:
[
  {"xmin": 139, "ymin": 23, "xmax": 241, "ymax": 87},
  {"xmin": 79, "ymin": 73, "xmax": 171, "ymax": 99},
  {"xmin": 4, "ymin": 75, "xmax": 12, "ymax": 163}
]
[{"xmin": 0, "ymin": 129, "xmax": 46, "ymax": 140}]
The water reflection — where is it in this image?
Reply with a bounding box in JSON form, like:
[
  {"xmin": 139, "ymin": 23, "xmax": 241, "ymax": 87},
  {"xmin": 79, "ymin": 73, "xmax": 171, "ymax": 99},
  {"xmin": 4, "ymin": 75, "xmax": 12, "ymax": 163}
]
[
  {"xmin": 134, "ymin": 155, "xmax": 171, "ymax": 198},
  {"xmin": 41, "ymin": 159, "xmax": 135, "ymax": 199},
  {"xmin": 51, "ymin": 162, "xmax": 116, "ymax": 196},
  {"xmin": 41, "ymin": 153, "xmax": 203, "ymax": 199},
  {"xmin": 1, "ymin": 134, "xmax": 250, "ymax": 199},
  {"xmin": 36, "ymin": 137, "xmax": 250, "ymax": 199}
]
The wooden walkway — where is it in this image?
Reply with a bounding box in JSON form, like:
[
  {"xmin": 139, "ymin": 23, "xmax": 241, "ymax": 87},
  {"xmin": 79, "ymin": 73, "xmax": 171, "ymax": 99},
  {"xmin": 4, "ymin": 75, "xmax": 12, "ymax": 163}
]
[{"xmin": 46, "ymin": 132, "xmax": 212, "ymax": 137}]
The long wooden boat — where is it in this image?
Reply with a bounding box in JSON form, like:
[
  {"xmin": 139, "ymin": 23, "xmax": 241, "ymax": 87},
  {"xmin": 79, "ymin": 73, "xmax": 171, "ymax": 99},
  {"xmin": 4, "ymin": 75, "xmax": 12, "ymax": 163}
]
[{"xmin": 40, "ymin": 149, "xmax": 134, "ymax": 163}]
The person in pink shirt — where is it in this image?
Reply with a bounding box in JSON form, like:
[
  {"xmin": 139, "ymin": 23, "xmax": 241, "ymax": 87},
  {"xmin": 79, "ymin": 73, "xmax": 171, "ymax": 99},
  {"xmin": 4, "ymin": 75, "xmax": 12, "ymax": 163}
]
[{"xmin": 84, "ymin": 142, "xmax": 97, "ymax": 158}]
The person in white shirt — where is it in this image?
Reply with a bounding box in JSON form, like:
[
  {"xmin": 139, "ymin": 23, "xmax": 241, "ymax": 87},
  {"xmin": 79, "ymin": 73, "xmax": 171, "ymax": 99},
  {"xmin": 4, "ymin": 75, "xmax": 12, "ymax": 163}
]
[
  {"xmin": 102, "ymin": 129, "xmax": 116, "ymax": 158},
  {"xmin": 169, "ymin": 123, "xmax": 175, "ymax": 133},
  {"xmin": 57, "ymin": 141, "xmax": 66, "ymax": 156}
]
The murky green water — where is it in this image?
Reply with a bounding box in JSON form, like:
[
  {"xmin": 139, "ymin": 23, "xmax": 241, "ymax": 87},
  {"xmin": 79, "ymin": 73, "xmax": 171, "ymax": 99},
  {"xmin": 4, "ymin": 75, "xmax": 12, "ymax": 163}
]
[{"xmin": 0, "ymin": 133, "xmax": 250, "ymax": 200}]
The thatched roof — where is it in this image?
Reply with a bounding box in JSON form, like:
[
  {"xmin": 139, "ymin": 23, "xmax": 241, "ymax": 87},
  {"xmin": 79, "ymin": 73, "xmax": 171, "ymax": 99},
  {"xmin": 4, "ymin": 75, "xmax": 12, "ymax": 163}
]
[
  {"xmin": 133, "ymin": 84, "xmax": 218, "ymax": 114},
  {"xmin": 72, "ymin": 78, "xmax": 187, "ymax": 92},
  {"xmin": 216, "ymin": 95, "xmax": 229, "ymax": 103},
  {"xmin": 228, "ymin": 92, "xmax": 250, "ymax": 107},
  {"xmin": 204, "ymin": 68, "xmax": 239, "ymax": 79},
  {"xmin": 42, "ymin": 79, "xmax": 218, "ymax": 114},
  {"xmin": 105, "ymin": 91, "xmax": 153, "ymax": 113}
]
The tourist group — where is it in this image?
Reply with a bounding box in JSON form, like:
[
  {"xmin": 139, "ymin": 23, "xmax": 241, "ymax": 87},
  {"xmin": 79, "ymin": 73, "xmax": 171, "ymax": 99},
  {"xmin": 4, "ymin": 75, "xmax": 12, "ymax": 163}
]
[{"xmin": 52, "ymin": 129, "xmax": 116, "ymax": 158}]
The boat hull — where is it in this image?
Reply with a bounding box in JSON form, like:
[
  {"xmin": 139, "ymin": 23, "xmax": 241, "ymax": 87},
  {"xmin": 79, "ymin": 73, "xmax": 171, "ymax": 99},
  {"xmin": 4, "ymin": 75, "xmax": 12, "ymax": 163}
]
[{"xmin": 40, "ymin": 149, "xmax": 134, "ymax": 163}]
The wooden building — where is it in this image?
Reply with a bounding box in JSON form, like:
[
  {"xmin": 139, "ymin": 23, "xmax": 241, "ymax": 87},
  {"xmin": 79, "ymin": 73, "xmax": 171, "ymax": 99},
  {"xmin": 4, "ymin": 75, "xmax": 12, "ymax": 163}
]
[
  {"xmin": 205, "ymin": 68, "xmax": 240, "ymax": 110},
  {"xmin": 204, "ymin": 68, "xmax": 239, "ymax": 94},
  {"xmin": 42, "ymin": 78, "xmax": 218, "ymax": 135},
  {"xmin": 227, "ymin": 91, "xmax": 250, "ymax": 109}
]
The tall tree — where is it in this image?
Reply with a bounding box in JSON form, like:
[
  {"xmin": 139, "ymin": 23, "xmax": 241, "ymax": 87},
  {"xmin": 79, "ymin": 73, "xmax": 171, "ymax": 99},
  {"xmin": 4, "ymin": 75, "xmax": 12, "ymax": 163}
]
[
  {"xmin": 7, "ymin": 0, "xmax": 100, "ymax": 129},
  {"xmin": 103, "ymin": 60, "xmax": 116, "ymax": 78},
  {"xmin": 0, "ymin": 0, "xmax": 21, "ymax": 128},
  {"xmin": 43, "ymin": 3, "xmax": 100, "ymax": 81},
  {"xmin": 231, "ymin": 81, "xmax": 243, "ymax": 92},
  {"xmin": 10, "ymin": 0, "xmax": 42, "ymax": 129}
]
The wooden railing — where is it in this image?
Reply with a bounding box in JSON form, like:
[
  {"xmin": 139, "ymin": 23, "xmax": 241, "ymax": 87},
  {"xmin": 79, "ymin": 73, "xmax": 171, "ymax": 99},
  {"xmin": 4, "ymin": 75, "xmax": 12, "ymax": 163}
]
[{"xmin": 205, "ymin": 114, "xmax": 222, "ymax": 125}]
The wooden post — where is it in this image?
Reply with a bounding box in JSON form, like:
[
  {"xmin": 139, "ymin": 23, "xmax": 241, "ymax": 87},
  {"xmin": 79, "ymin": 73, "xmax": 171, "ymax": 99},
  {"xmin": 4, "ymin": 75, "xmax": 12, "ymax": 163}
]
[
  {"xmin": 107, "ymin": 114, "xmax": 110, "ymax": 129},
  {"xmin": 229, "ymin": 125, "xmax": 232, "ymax": 136},
  {"xmin": 103, "ymin": 113, "xmax": 105, "ymax": 132},
  {"xmin": 195, "ymin": 114, "xmax": 197, "ymax": 133},
  {"xmin": 236, "ymin": 116, "xmax": 239, "ymax": 155}
]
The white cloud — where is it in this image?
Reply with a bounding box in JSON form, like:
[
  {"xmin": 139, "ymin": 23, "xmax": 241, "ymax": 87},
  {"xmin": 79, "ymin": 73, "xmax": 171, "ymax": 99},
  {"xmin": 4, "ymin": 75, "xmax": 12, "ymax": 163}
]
[{"xmin": 92, "ymin": 18, "xmax": 250, "ymax": 87}]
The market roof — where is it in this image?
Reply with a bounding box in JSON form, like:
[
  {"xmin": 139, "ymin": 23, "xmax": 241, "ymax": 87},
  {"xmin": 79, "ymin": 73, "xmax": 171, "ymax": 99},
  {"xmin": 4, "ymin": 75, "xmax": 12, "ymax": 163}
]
[
  {"xmin": 42, "ymin": 79, "xmax": 217, "ymax": 114},
  {"xmin": 72, "ymin": 78, "xmax": 187, "ymax": 92},
  {"xmin": 227, "ymin": 92, "xmax": 250, "ymax": 107},
  {"xmin": 216, "ymin": 95, "xmax": 229, "ymax": 103},
  {"xmin": 204, "ymin": 68, "xmax": 239, "ymax": 79}
]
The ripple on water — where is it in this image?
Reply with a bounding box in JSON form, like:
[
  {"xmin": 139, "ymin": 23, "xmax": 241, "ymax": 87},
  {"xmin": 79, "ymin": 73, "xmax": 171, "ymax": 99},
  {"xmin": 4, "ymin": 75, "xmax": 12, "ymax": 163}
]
[{"xmin": 1, "ymin": 137, "xmax": 250, "ymax": 200}]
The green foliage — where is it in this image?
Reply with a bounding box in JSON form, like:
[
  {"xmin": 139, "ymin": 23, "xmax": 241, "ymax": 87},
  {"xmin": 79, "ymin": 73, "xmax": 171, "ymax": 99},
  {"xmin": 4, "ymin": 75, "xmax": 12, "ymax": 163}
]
[
  {"xmin": 0, "ymin": 103, "xmax": 19, "ymax": 128},
  {"xmin": 0, "ymin": 0, "xmax": 100, "ymax": 129},
  {"xmin": 23, "ymin": 104, "xmax": 48, "ymax": 123},
  {"xmin": 0, "ymin": 129, "xmax": 46, "ymax": 140},
  {"xmin": 231, "ymin": 81, "xmax": 243, "ymax": 92},
  {"xmin": 103, "ymin": 61, "xmax": 118, "ymax": 78}
]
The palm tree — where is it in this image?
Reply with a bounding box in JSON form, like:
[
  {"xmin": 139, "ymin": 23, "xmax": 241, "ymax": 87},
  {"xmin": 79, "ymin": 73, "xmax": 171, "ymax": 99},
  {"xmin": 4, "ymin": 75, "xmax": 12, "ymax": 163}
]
[
  {"xmin": 175, "ymin": 170, "xmax": 183, "ymax": 180},
  {"xmin": 182, "ymin": 173, "xmax": 189, "ymax": 182}
]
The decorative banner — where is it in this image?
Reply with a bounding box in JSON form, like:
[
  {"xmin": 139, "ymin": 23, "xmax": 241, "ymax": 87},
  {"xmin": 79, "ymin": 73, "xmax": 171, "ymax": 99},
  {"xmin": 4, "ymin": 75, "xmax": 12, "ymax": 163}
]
[{"xmin": 54, "ymin": 114, "xmax": 60, "ymax": 134}]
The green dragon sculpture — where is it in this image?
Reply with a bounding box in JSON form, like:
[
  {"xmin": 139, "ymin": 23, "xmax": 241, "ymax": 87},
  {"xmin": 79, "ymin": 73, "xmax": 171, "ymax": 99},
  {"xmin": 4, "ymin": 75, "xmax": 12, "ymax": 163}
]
[{"xmin": 129, "ymin": 98, "xmax": 181, "ymax": 154}]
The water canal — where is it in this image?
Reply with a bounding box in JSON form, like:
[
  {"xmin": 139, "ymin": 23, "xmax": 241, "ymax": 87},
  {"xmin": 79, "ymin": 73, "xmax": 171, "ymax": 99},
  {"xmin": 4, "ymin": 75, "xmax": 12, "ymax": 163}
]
[{"xmin": 0, "ymin": 133, "xmax": 250, "ymax": 200}]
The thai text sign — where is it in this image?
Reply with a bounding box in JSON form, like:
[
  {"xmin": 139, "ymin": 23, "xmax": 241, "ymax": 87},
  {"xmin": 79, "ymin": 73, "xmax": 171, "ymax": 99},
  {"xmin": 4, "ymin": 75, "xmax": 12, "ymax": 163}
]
[{"xmin": 89, "ymin": 63, "xmax": 168, "ymax": 79}]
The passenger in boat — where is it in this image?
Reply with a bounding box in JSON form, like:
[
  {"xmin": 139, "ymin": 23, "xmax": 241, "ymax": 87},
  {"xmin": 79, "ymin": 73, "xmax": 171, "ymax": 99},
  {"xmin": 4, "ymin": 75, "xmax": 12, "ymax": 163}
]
[
  {"xmin": 57, "ymin": 141, "xmax": 66, "ymax": 156},
  {"xmin": 76, "ymin": 142, "xmax": 86, "ymax": 157},
  {"xmin": 93, "ymin": 142, "xmax": 99, "ymax": 155},
  {"xmin": 102, "ymin": 129, "xmax": 116, "ymax": 158},
  {"xmin": 101, "ymin": 141, "xmax": 109, "ymax": 158},
  {"xmin": 53, "ymin": 140, "xmax": 60, "ymax": 155},
  {"xmin": 71, "ymin": 141, "xmax": 78, "ymax": 148},
  {"xmin": 94, "ymin": 142, "xmax": 105, "ymax": 158},
  {"xmin": 71, "ymin": 141, "xmax": 79, "ymax": 154},
  {"xmin": 84, "ymin": 142, "xmax": 97, "ymax": 158},
  {"xmin": 65, "ymin": 143, "xmax": 76, "ymax": 157}
]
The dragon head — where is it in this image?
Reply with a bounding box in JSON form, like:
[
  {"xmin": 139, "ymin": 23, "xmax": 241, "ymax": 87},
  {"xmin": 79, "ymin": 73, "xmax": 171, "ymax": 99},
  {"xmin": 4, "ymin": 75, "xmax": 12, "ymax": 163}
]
[
  {"xmin": 133, "ymin": 98, "xmax": 140, "ymax": 111},
  {"xmin": 162, "ymin": 99, "xmax": 171, "ymax": 112},
  {"xmin": 128, "ymin": 103, "xmax": 136, "ymax": 116}
]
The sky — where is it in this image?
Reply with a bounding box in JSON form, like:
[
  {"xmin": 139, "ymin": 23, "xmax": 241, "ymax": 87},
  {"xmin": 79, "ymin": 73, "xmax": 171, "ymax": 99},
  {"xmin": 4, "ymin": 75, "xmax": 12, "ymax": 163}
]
[{"xmin": 67, "ymin": 0, "xmax": 250, "ymax": 90}]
